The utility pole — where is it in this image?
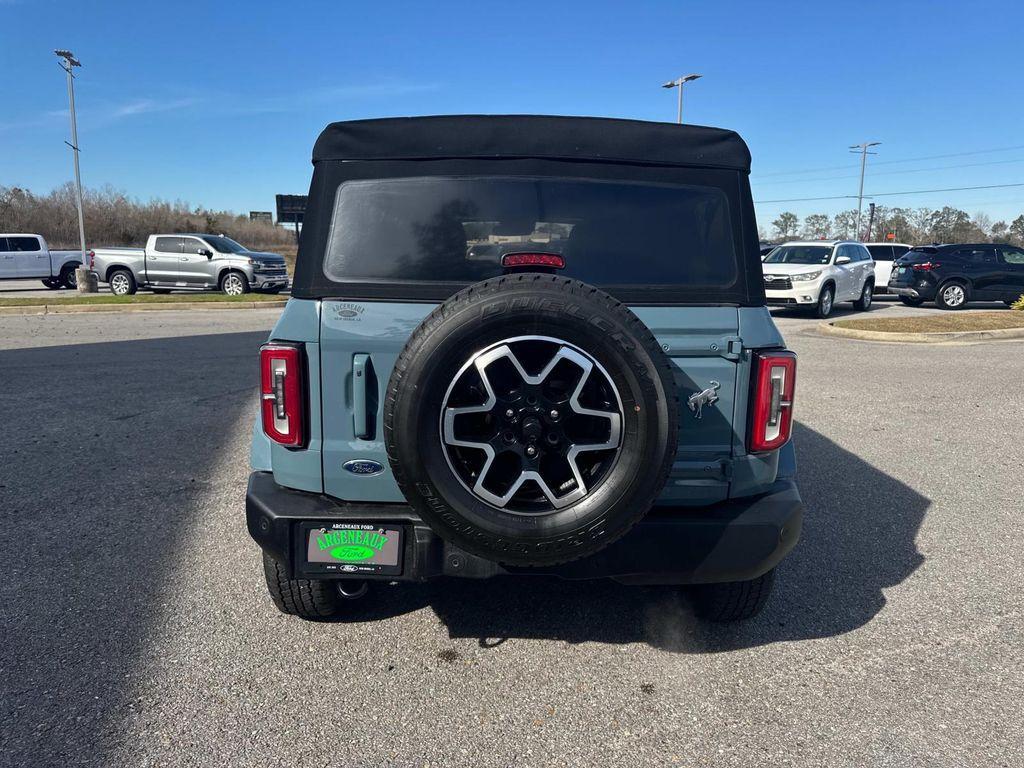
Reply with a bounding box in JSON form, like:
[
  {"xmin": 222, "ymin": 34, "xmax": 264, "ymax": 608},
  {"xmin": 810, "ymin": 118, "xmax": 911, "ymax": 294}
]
[
  {"xmin": 849, "ymin": 141, "xmax": 881, "ymax": 242},
  {"xmin": 661, "ymin": 74, "xmax": 702, "ymax": 124},
  {"xmin": 55, "ymin": 49, "xmax": 97, "ymax": 292}
]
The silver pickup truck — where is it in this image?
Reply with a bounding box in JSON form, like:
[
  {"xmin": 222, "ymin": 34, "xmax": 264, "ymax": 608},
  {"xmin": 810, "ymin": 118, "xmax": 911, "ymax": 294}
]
[
  {"xmin": 0, "ymin": 234, "xmax": 86, "ymax": 288},
  {"xmin": 92, "ymin": 233, "xmax": 289, "ymax": 295}
]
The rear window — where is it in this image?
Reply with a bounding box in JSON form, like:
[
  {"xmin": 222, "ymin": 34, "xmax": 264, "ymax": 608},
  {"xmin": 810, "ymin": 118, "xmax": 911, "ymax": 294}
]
[
  {"xmin": 6, "ymin": 236, "xmax": 41, "ymax": 252},
  {"xmin": 323, "ymin": 176, "xmax": 738, "ymax": 288}
]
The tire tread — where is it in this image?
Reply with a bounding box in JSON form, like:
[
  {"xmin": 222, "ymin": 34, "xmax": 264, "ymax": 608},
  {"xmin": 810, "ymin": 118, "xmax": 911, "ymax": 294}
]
[{"xmin": 262, "ymin": 553, "xmax": 340, "ymax": 620}]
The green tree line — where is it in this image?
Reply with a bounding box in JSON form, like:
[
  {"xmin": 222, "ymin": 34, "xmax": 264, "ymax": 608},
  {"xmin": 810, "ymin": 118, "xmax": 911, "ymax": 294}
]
[
  {"xmin": 0, "ymin": 184, "xmax": 296, "ymax": 251},
  {"xmin": 765, "ymin": 206, "xmax": 1024, "ymax": 245}
]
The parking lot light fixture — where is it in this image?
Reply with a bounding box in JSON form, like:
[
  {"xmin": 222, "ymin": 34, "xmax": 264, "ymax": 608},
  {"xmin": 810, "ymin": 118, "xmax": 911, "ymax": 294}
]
[
  {"xmin": 55, "ymin": 48, "xmax": 97, "ymax": 293},
  {"xmin": 662, "ymin": 74, "xmax": 702, "ymax": 124}
]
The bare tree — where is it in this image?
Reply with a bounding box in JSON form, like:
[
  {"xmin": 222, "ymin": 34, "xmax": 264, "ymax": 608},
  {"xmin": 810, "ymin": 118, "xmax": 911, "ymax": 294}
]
[
  {"xmin": 832, "ymin": 210, "xmax": 858, "ymax": 239},
  {"xmin": 0, "ymin": 184, "xmax": 295, "ymax": 252},
  {"xmin": 801, "ymin": 213, "xmax": 830, "ymax": 240},
  {"xmin": 1010, "ymin": 215, "xmax": 1024, "ymax": 246},
  {"xmin": 772, "ymin": 212, "xmax": 799, "ymax": 239}
]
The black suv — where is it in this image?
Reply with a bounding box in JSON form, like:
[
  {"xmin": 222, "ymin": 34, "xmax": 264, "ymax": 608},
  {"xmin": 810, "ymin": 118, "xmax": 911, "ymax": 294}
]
[{"xmin": 889, "ymin": 243, "xmax": 1024, "ymax": 309}]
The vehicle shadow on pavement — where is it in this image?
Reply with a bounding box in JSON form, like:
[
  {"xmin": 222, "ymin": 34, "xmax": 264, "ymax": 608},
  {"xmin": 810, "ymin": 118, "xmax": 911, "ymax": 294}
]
[
  {"xmin": 376, "ymin": 421, "xmax": 929, "ymax": 652},
  {"xmin": 0, "ymin": 331, "xmax": 266, "ymax": 767}
]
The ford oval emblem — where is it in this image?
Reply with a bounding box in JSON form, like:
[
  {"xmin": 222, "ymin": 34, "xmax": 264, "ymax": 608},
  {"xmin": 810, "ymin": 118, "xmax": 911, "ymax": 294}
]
[{"xmin": 343, "ymin": 459, "xmax": 385, "ymax": 476}]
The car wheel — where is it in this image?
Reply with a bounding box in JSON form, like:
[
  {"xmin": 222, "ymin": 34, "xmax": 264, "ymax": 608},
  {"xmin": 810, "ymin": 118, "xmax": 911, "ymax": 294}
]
[
  {"xmin": 384, "ymin": 273, "xmax": 679, "ymax": 567},
  {"xmin": 813, "ymin": 284, "xmax": 835, "ymax": 318},
  {"xmin": 220, "ymin": 271, "xmax": 250, "ymax": 296},
  {"xmin": 899, "ymin": 296, "xmax": 924, "ymax": 307},
  {"xmin": 852, "ymin": 281, "xmax": 874, "ymax": 311},
  {"xmin": 108, "ymin": 269, "xmax": 137, "ymax": 296},
  {"xmin": 689, "ymin": 568, "xmax": 775, "ymax": 622},
  {"xmin": 59, "ymin": 266, "xmax": 78, "ymax": 290},
  {"xmin": 262, "ymin": 552, "xmax": 360, "ymax": 619},
  {"xmin": 936, "ymin": 281, "xmax": 968, "ymax": 310},
  {"xmin": 40, "ymin": 278, "xmax": 61, "ymax": 289}
]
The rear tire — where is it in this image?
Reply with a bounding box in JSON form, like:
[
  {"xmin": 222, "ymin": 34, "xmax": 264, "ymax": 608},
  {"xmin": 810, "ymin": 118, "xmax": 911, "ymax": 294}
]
[
  {"xmin": 813, "ymin": 284, "xmax": 835, "ymax": 318},
  {"xmin": 936, "ymin": 281, "xmax": 968, "ymax": 310},
  {"xmin": 899, "ymin": 296, "xmax": 924, "ymax": 307},
  {"xmin": 852, "ymin": 280, "xmax": 874, "ymax": 311},
  {"xmin": 690, "ymin": 568, "xmax": 776, "ymax": 622},
  {"xmin": 262, "ymin": 552, "xmax": 346, "ymax": 620},
  {"xmin": 59, "ymin": 265, "xmax": 78, "ymax": 290},
  {"xmin": 108, "ymin": 268, "xmax": 137, "ymax": 296},
  {"xmin": 41, "ymin": 278, "xmax": 61, "ymax": 289}
]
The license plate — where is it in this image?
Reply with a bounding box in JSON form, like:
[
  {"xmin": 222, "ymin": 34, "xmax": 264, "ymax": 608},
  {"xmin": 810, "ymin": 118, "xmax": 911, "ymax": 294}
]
[{"xmin": 304, "ymin": 522, "xmax": 403, "ymax": 576}]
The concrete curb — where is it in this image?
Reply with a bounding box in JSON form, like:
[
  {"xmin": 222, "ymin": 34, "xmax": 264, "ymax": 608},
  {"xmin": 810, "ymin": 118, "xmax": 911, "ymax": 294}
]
[
  {"xmin": 0, "ymin": 300, "xmax": 287, "ymax": 316},
  {"xmin": 818, "ymin": 320, "xmax": 1024, "ymax": 343}
]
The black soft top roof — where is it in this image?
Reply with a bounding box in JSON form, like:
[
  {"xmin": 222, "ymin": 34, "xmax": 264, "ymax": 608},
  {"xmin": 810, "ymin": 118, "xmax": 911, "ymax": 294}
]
[{"xmin": 312, "ymin": 115, "xmax": 751, "ymax": 171}]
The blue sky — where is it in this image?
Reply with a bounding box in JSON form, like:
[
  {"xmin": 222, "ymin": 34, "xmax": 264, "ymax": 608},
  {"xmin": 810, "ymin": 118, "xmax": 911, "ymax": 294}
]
[{"xmin": 2, "ymin": 0, "xmax": 1023, "ymax": 231}]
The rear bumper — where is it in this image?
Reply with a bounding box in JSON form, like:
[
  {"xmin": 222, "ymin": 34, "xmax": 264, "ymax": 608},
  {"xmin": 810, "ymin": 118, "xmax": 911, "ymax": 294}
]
[
  {"xmin": 246, "ymin": 471, "xmax": 803, "ymax": 585},
  {"xmin": 892, "ymin": 286, "xmax": 935, "ymax": 300}
]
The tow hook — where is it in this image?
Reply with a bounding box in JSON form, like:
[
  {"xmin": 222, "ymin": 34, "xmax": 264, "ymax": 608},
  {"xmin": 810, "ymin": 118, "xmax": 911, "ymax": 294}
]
[{"xmin": 336, "ymin": 581, "xmax": 369, "ymax": 600}]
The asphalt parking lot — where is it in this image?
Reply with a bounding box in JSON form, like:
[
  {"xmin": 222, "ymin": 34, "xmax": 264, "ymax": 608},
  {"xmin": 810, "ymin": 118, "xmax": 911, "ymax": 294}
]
[{"xmin": 2, "ymin": 300, "xmax": 1021, "ymax": 767}]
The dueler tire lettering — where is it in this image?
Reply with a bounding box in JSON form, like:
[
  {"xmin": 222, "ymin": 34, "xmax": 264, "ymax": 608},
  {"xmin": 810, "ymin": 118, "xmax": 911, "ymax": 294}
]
[{"xmin": 383, "ymin": 273, "xmax": 679, "ymax": 567}]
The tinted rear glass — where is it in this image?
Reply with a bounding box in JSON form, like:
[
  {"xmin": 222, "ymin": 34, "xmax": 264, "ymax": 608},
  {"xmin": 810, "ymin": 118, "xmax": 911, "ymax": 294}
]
[
  {"xmin": 323, "ymin": 176, "xmax": 738, "ymax": 288},
  {"xmin": 867, "ymin": 245, "xmax": 894, "ymax": 261},
  {"xmin": 7, "ymin": 236, "xmax": 41, "ymax": 252},
  {"xmin": 155, "ymin": 237, "xmax": 182, "ymax": 253}
]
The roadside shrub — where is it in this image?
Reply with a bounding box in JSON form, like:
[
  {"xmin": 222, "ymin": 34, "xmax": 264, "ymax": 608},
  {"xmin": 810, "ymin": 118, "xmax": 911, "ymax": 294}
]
[
  {"xmin": 1012, "ymin": 294, "xmax": 1024, "ymax": 311},
  {"xmin": 0, "ymin": 184, "xmax": 295, "ymax": 252}
]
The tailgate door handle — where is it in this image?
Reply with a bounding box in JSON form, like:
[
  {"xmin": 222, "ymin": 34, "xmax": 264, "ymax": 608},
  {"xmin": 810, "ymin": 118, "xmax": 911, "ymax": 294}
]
[{"xmin": 352, "ymin": 353, "xmax": 370, "ymax": 439}]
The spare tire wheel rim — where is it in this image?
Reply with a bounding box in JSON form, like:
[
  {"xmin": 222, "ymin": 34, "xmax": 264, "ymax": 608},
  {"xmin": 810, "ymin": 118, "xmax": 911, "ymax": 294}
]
[{"xmin": 440, "ymin": 335, "xmax": 623, "ymax": 514}]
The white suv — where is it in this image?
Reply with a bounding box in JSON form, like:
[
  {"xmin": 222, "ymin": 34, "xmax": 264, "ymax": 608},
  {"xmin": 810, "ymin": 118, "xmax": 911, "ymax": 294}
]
[
  {"xmin": 865, "ymin": 242, "xmax": 913, "ymax": 293},
  {"xmin": 762, "ymin": 240, "xmax": 876, "ymax": 318}
]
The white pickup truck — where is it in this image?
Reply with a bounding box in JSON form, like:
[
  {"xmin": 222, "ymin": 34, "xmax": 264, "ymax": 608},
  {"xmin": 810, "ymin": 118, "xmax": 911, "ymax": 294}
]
[
  {"xmin": 92, "ymin": 233, "xmax": 289, "ymax": 295},
  {"xmin": 0, "ymin": 234, "xmax": 87, "ymax": 289}
]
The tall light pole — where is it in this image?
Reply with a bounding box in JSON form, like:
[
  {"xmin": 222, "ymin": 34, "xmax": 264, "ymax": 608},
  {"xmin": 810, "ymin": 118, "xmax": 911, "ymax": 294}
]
[
  {"xmin": 849, "ymin": 141, "xmax": 881, "ymax": 241},
  {"xmin": 662, "ymin": 74, "xmax": 702, "ymax": 124},
  {"xmin": 55, "ymin": 49, "xmax": 97, "ymax": 292}
]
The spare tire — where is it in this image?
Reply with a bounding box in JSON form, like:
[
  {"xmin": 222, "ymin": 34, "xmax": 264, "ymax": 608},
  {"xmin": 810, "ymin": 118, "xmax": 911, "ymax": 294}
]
[{"xmin": 384, "ymin": 274, "xmax": 678, "ymax": 566}]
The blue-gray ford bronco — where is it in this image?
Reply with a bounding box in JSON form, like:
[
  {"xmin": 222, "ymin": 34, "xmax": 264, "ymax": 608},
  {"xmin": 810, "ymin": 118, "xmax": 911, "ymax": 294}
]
[{"xmin": 247, "ymin": 115, "xmax": 802, "ymax": 622}]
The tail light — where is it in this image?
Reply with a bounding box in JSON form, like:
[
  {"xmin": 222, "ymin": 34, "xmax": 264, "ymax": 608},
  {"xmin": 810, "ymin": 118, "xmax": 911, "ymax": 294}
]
[
  {"xmin": 501, "ymin": 252, "xmax": 565, "ymax": 269},
  {"xmin": 260, "ymin": 343, "xmax": 305, "ymax": 447},
  {"xmin": 911, "ymin": 261, "xmax": 939, "ymax": 271},
  {"xmin": 749, "ymin": 351, "xmax": 796, "ymax": 453}
]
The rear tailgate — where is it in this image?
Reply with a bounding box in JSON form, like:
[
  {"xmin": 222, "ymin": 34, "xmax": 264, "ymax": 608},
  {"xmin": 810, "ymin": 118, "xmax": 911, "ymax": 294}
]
[{"xmin": 319, "ymin": 301, "xmax": 752, "ymax": 506}]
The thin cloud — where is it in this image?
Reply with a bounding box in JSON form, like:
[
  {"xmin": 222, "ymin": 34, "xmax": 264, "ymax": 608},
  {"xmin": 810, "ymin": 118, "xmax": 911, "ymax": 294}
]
[
  {"xmin": 221, "ymin": 81, "xmax": 442, "ymax": 115},
  {"xmin": 111, "ymin": 97, "xmax": 201, "ymax": 118},
  {"xmin": 0, "ymin": 96, "xmax": 203, "ymax": 132}
]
